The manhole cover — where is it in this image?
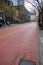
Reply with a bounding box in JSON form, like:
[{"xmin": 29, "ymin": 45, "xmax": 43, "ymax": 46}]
[{"xmin": 19, "ymin": 60, "xmax": 36, "ymax": 65}]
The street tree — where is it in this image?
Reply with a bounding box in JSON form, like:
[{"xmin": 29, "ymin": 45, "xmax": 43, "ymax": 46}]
[
  {"xmin": 25, "ymin": 0, "xmax": 43, "ymax": 28},
  {"xmin": 0, "ymin": 0, "xmax": 14, "ymax": 17}
]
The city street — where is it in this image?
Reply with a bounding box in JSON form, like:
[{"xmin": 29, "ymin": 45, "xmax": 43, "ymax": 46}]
[
  {"xmin": 0, "ymin": 0, "xmax": 43, "ymax": 65},
  {"xmin": 0, "ymin": 22, "xmax": 41, "ymax": 65}
]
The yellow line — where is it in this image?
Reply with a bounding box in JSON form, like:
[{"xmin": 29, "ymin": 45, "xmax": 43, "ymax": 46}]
[
  {"xmin": 0, "ymin": 32, "xmax": 13, "ymax": 40},
  {"xmin": 0, "ymin": 28, "xmax": 19, "ymax": 40}
]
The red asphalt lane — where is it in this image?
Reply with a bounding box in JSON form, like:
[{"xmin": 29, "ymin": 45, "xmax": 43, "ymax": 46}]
[{"xmin": 0, "ymin": 22, "xmax": 40, "ymax": 65}]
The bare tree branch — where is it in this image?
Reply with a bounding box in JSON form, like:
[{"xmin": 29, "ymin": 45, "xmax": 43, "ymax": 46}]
[
  {"xmin": 26, "ymin": 0, "xmax": 37, "ymax": 9},
  {"xmin": 25, "ymin": 0, "xmax": 40, "ymax": 11},
  {"xmin": 35, "ymin": 0, "xmax": 41, "ymax": 9},
  {"xmin": 34, "ymin": 0, "xmax": 41, "ymax": 11}
]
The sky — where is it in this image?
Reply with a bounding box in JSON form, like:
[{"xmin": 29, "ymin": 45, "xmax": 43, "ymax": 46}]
[
  {"xmin": 24, "ymin": 0, "xmax": 35, "ymax": 12},
  {"xmin": 24, "ymin": 0, "xmax": 39, "ymax": 16},
  {"xmin": 11, "ymin": 0, "xmax": 43, "ymax": 13},
  {"xmin": 11, "ymin": 0, "xmax": 43, "ymax": 6},
  {"xmin": 11, "ymin": 0, "xmax": 38, "ymax": 14},
  {"xmin": 11, "ymin": 0, "xmax": 18, "ymax": 6},
  {"xmin": 11, "ymin": 0, "xmax": 23, "ymax": 6}
]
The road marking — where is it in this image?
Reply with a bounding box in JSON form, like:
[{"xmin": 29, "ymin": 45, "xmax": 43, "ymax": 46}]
[
  {"xmin": 0, "ymin": 28, "xmax": 20, "ymax": 40},
  {"xmin": 0, "ymin": 24, "xmax": 31, "ymax": 40}
]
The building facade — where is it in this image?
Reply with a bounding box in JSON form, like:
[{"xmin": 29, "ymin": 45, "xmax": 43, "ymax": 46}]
[{"xmin": 5, "ymin": 0, "xmax": 13, "ymax": 6}]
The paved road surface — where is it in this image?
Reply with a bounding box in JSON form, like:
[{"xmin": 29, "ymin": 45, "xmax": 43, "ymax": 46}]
[{"xmin": 0, "ymin": 22, "xmax": 40, "ymax": 65}]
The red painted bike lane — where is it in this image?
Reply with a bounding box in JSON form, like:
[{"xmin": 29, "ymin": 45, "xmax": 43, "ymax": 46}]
[{"xmin": 0, "ymin": 22, "xmax": 40, "ymax": 65}]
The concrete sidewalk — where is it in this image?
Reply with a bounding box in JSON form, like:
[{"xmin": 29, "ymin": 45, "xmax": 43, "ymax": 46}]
[
  {"xmin": 39, "ymin": 30, "xmax": 43, "ymax": 65},
  {"xmin": 0, "ymin": 24, "xmax": 19, "ymax": 29}
]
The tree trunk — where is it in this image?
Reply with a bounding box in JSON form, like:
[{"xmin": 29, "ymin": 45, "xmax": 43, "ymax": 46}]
[
  {"xmin": 38, "ymin": 9, "xmax": 43, "ymax": 29},
  {"xmin": 38, "ymin": 11, "xmax": 41, "ymax": 27}
]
